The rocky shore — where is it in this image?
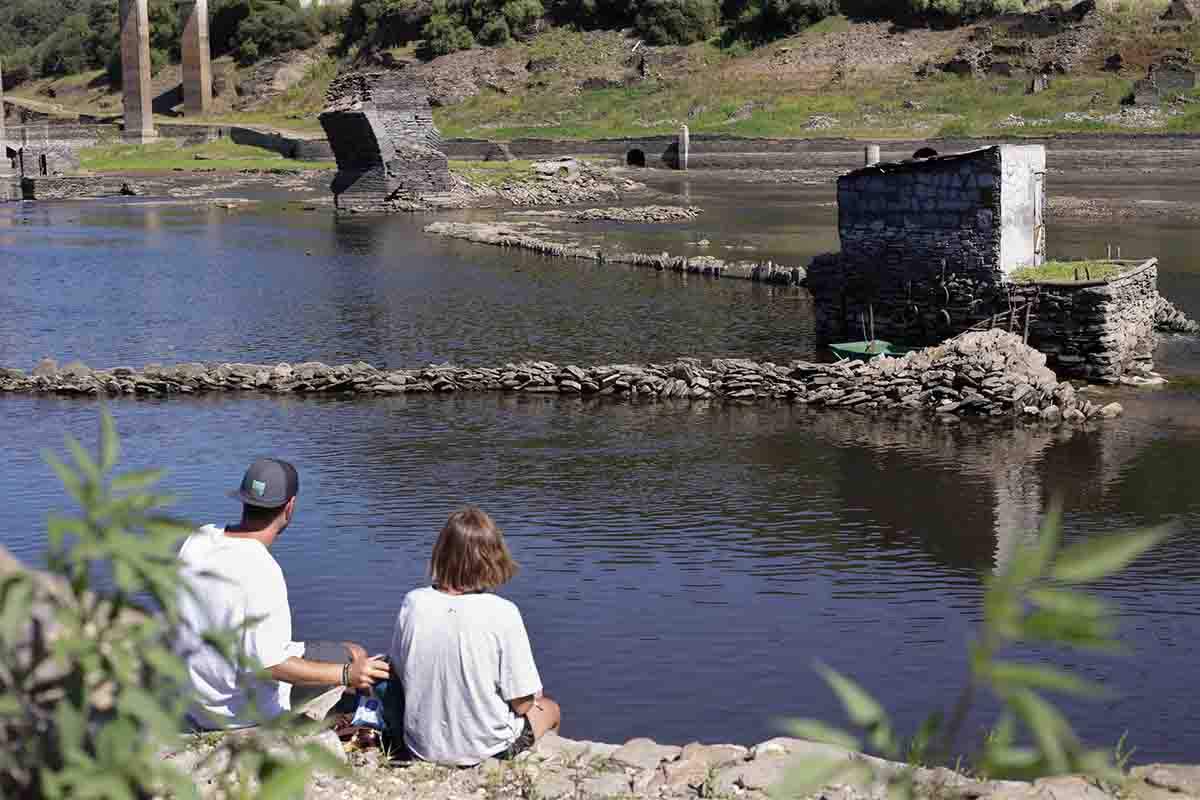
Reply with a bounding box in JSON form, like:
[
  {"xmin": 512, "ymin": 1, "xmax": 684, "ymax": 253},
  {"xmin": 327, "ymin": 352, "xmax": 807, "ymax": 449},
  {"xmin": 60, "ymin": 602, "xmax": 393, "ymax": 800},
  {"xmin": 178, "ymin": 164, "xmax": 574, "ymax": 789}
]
[
  {"xmin": 423, "ymin": 220, "xmax": 806, "ymax": 285},
  {"xmin": 170, "ymin": 729, "xmax": 1200, "ymax": 800},
  {"xmin": 0, "ymin": 331, "xmax": 1121, "ymax": 424}
]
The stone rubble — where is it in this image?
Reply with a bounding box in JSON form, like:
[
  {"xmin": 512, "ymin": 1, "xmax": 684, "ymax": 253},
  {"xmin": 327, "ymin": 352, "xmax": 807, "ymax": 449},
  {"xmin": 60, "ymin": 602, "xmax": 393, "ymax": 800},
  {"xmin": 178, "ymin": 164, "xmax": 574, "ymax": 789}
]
[
  {"xmin": 0, "ymin": 331, "xmax": 1121, "ymax": 424},
  {"xmin": 563, "ymin": 205, "xmax": 703, "ymax": 223},
  {"xmin": 166, "ymin": 730, "xmax": 1200, "ymax": 800},
  {"xmin": 422, "ymin": 220, "xmax": 805, "ymax": 285}
]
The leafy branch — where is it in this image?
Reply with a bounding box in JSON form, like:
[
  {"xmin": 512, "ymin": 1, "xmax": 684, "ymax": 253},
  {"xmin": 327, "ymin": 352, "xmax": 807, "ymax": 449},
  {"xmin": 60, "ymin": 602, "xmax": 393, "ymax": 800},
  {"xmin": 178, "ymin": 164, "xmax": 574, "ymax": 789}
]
[
  {"xmin": 0, "ymin": 410, "xmax": 340, "ymax": 799},
  {"xmin": 783, "ymin": 503, "xmax": 1168, "ymax": 798}
]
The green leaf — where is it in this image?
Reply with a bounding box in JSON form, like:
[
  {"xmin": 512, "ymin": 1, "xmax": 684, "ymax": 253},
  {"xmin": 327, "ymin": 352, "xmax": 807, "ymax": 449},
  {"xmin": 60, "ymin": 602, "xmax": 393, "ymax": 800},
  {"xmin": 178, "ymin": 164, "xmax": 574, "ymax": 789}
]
[
  {"xmin": 1052, "ymin": 527, "xmax": 1169, "ymax": 584},
  {"xmin": 988, "ymin": 661, "xmax": 1109, "ymax": 698},
  {"xmin": 775, "ymin": 757, "xmax": 854, "ymax": 800},
  {"xmin": 815, "ymin": 662, "xmax": 886, "ymax": 729},
  {"xmin": 257, "ymin": 764, "xmax": 313, "ymax": 800},
  {"xmin": 1028, "ymin": 588, "xmax": 1111, "ymax": 620},
  {"xmin": 110, "ymin": 468, "xmax": 165, "ymax": 493},
  {"xmin": 1008, "ymin": 689, "xmax": 1073, "ymax": 774},
  {"xmin": 1006, "ymin": 501, "xmax": 1062, "ymax": 585},
  {"xmin": 65, "ymin": 435, "xmax": 102, "ymax": 486},
  {"xmin": 99, "ymin": 410, "xmax": 120, "ymax": 474},
  {"xmin": 44, "ymin": 451, "xmax": 84, "ymax": 505},
  {"xmin": 784, "ymin": 719, "xmax": 861, "ymax": 751}
]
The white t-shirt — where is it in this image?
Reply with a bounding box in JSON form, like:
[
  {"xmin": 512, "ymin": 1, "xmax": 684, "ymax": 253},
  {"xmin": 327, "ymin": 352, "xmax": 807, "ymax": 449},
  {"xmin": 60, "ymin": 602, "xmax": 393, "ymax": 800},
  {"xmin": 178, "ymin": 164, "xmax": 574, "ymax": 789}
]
[
  {"xmin": 391, "ymin": 587, "xmax": 543, "ymax": 766},
  {"xmin": 176, "ymin": 525, "xmax": 303, "ymax": 728}
]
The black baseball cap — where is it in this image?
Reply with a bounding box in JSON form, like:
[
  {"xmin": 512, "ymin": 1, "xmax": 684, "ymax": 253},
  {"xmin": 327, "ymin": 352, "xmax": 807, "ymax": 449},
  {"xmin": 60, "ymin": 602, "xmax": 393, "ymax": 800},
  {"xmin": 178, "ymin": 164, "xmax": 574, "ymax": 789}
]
[{"xmin": 230, "ymin": 458, "xmax": 300, "ymax": 508}]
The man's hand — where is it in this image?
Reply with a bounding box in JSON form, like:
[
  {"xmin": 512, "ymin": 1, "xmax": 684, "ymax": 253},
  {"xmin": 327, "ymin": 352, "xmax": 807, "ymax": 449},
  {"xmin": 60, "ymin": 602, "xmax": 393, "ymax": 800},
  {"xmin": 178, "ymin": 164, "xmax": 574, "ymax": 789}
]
[
  {"xmin": 347, "ymin": 650, "xmax": 389, "ymax": 691},
  {"xmin": 344, "ymin": 642, "xmax": 368, "ymax": 662}
]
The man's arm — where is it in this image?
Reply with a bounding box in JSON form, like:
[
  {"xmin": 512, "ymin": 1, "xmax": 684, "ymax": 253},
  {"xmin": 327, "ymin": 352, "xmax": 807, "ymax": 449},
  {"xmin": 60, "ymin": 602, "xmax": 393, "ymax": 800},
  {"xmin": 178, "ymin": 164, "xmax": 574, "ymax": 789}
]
[
  {"xmin": 269, "ymin": 649, "xmax": 389, "ymax": 690},
  {"xmin": 508, "ymin": 694, "xmax": 539, "ymax": 716}
]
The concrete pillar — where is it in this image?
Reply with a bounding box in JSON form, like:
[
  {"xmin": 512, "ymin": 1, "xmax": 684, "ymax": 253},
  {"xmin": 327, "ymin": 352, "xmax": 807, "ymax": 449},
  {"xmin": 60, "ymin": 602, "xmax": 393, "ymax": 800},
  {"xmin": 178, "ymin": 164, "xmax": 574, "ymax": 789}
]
[
  {"xmin": 0, "ymin": 61, "xmax": 11, "ymax": 179},
  {"xmin": 120, "ymin": 0, "xmax": 157, "ymax": 143},
  {"xmin": 678, "ymin": 124, "xmax": 689, "ymax": 171},
  {"xmin": 864, "ymin": 144, "xmax": 881, "ymax": 166},
  {"xmin": 178, "ymin": 0, "xmax": 212, "ymax": 116},
  {"xmin": 0, "ymin": 60, "xmax": 6, "ymax": 147}
]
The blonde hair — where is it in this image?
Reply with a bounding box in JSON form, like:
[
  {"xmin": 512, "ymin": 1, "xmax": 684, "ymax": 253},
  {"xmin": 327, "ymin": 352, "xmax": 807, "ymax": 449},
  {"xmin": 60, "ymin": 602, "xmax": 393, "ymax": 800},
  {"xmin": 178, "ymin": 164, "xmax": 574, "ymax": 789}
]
[{"xmin": 431, "ymin": 507, "xmax": 518, "ymax": 593}]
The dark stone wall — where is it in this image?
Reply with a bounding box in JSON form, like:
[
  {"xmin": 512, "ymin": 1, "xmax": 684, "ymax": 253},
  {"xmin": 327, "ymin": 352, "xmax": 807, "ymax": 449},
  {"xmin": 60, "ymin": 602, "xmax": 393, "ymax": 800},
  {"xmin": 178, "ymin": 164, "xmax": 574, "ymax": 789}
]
[{"xmin": 809, "ymin": 149, "xmax": 1005, "ymax": 344}]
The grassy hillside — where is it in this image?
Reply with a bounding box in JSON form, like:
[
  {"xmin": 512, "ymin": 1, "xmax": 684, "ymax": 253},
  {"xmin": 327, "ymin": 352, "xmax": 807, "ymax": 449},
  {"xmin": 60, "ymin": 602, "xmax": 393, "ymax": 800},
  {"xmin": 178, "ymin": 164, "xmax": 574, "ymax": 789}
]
[{"xmin": 11, "ymin": 2, "xmax": 1200, "ymax": 142}]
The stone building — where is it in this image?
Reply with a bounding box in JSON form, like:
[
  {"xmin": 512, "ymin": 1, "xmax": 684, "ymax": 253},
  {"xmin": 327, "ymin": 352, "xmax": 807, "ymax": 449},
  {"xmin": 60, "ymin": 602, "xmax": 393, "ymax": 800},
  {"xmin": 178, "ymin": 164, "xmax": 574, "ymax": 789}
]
[
  {"xmin": 3, "ymin": 124, "xmax": 95, "ymax": 177},
  {"xmin": 809, "ymin": 145, "xmax": 1045, "ymax": 341},
  {"xmin": 808, "ymin": 144, "xmax": 1168, "ymax": 382},
  {"xmin": 318, "ymin": 71, "xmax": 453, "ymax": 212}
]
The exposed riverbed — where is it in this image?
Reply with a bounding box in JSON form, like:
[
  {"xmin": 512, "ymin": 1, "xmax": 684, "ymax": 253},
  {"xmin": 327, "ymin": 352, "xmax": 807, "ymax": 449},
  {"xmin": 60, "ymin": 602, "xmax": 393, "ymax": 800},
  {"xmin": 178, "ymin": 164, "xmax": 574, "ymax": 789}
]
[{"xmin": 3, "ymin": 158, "xmax": 1200, "ymax": 763}]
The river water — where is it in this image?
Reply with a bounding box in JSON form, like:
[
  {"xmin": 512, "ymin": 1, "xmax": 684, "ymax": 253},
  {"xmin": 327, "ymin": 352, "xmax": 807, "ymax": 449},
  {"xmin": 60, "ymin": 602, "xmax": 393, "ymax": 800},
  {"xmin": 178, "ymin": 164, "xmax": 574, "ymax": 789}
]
[{"xmin": 2, "ymin": 169, "xmax": 1200, "ymax": 762}]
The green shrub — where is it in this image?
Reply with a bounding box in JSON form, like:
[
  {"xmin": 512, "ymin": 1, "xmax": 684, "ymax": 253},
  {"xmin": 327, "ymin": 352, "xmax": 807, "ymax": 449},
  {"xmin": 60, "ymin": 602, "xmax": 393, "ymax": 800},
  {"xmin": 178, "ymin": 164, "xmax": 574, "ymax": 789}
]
[
  {"xmin": 231, "ymin": 0, "xmax": 320, "ymax": 65},
  {"xmin": 0, "ymin": 411, "xmax": 339, "ymax": 798},
  {"xmin": 478, "ymin": 16, "xmax": 513, "ymax": 44},
  {"xmin": 724, "ymin": 0, "xmax": 836, "ymax": 45},
  {"xmin": 502, "ymin": 0, "xmax": 546, "ymax": 36},
  {"xmin": 419, "ymin": 0, "xmax": 477, "ymax": 55},
  {"xmin": 785, "ymin": 507, "xmax": 1168, "ymax": 790},
  {"xmin": 545, "ymin": 0, "xmax": 635, "ymax": 29},
  {"xmin": 634, "ymin": 0, "xmax": 719, "ymax": 45}
]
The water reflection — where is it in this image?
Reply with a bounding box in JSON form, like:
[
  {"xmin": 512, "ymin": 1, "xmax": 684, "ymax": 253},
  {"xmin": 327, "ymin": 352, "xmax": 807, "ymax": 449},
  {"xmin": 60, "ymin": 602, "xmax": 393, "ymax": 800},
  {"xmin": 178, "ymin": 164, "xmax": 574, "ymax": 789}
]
[{"xmin": 3, "ymin": 170, "xmax": 1200, "ymax": 759}]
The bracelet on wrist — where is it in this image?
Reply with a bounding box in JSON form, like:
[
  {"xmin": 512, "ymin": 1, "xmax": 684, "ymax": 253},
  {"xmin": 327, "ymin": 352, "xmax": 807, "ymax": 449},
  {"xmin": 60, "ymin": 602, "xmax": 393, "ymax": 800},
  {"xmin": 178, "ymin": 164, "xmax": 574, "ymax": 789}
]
[{"xmin": 342, "ymin": 661, "xmax": 351, "ymax": 687}]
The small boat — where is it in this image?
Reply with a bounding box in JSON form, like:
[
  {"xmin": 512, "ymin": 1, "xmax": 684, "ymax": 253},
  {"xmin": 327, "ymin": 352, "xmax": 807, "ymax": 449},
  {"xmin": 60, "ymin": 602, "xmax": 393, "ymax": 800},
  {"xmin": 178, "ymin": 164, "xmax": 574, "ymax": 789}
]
[{"xmin": 829, "ymin": 340, "xmax": 906, "ymax": 361}]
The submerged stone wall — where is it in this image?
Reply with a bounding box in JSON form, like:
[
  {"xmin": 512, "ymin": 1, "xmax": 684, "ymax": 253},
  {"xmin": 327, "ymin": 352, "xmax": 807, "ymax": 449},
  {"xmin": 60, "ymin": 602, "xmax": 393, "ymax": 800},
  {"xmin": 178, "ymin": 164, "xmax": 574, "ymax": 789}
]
[
  {"xmin": 319, "ymin": 71, "xmax": 453, "ymax": 211},
  {"xmin": 0, "ymin": 331, "xmax": 1121, "ymax": 424},
  {"xmin": 19, "ymin": 177, "xmax": 138, "ymax": 201}
]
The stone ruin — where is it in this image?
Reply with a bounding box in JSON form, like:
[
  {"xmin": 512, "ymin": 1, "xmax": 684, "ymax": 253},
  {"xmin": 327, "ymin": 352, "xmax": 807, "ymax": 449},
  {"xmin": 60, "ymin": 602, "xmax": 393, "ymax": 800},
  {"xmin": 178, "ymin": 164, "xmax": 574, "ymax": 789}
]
[
  {"xmin": 4, "ymin": 123, "xmax": 93, "ymax": 177},
  {"xmin": 318, "ymin": 71, "xmax": 454, "ymax": 212},
  {"xmin": 807, "ymin": 145, "xmax": 1182, "ymax": 383},
  {"xmin": 936, "ymin": 0, "xmax": 1100, "ymax": 79},
  {"xmin": 1128, "ymin": 53, "xmax": 1198, "ymax": 106},
  {"xmin": 1159, "ymin": 0, "xmax": 1200, "ymax": 30}
]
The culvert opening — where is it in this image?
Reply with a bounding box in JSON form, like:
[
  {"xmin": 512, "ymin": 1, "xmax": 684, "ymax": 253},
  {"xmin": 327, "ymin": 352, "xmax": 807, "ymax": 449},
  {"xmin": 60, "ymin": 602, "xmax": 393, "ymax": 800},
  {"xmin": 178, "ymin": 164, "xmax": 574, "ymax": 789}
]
[{"xmin": 626, "ymin": 149, "xmax": 646, "ymax": 167}]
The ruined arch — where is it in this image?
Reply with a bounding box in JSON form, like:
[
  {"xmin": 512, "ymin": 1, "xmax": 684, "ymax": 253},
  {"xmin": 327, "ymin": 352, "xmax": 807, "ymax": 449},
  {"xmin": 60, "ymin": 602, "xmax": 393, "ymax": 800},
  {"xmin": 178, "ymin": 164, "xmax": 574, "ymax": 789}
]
[{"xmin": 626, "ymin": 148, "xmax": 646, "ymax": 167}]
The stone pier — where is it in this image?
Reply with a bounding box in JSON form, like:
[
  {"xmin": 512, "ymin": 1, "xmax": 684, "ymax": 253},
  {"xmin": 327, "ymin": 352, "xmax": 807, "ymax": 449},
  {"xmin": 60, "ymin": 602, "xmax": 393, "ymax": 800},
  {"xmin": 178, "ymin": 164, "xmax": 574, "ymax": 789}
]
[
  {"xmin": 120, "ymin": 0, "xmax": 157, "ymax": 143},
  {"xmin": 178, "ymin": 0, "xmax": 212, "ymax": 116}
]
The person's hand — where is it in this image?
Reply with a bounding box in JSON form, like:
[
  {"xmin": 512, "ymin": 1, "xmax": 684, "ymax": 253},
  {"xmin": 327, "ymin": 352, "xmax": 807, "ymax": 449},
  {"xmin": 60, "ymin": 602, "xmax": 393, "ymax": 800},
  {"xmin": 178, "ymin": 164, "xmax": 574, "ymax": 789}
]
[
  {"xmin": 344, "ymin": 642, "xmax": 368, "ymax": 662},
  {"xmin": 347, "ymin": 651, "xmax": 389, "ymax": 690}
]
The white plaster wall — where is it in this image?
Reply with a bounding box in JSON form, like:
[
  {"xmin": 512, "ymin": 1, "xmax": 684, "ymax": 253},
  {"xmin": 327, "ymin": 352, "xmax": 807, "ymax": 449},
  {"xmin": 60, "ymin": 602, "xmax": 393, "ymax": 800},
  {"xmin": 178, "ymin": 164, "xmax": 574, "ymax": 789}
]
[{"xmin": 998, "ymin": 144, "xmax": 1046, "ymax": 273}]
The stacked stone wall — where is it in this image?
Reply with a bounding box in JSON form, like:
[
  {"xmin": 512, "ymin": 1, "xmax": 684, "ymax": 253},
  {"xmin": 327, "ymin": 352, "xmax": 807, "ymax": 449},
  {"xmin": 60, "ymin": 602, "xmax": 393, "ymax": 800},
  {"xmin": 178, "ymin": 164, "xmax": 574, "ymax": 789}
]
[
  {"xmin": 1014, "ymin": 261, "xmax": 1159, "ymax": 382},
  {"xmin": 20, "ymin": 177, "xmax": 136, "ymax": 200}
]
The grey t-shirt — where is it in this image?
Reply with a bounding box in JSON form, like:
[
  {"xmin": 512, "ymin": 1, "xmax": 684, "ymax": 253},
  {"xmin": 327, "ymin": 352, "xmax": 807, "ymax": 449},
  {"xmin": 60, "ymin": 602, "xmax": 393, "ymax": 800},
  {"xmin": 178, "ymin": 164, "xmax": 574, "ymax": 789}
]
[{"xmin": 390, "ymin": 586, "xmax": 543, "ymax": 766}]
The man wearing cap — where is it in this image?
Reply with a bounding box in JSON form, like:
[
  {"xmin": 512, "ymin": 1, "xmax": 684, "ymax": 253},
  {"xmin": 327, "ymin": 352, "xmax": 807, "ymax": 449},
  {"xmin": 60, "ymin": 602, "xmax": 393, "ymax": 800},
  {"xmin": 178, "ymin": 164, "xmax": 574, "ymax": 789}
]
[{"xmin": 177, "ymin": 458, "xmax": 389, "ymax": 730}]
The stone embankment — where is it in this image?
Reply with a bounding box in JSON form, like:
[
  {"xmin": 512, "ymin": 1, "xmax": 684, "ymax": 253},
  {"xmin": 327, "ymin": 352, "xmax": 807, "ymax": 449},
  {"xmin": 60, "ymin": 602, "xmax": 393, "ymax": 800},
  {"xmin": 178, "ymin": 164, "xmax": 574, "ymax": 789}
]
[
  {"xmin": 174, "ymin": 730, "xmax": 1200, "ymax": 800},
  {"xmin": 423, "ymin": 221, "xmax": 806, "ymax": 285},
  {"xmin": 0, "ymin": 332, "xmax": 1120, "ymax": 423}
]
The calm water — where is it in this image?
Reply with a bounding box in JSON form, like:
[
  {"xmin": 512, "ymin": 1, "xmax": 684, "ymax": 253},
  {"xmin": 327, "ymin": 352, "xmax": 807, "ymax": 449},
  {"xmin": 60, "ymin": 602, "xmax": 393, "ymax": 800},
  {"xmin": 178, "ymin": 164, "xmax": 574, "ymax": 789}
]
[{"xmin": 2, "ymin": 173, "xmax": 1200, "ymax": 761}]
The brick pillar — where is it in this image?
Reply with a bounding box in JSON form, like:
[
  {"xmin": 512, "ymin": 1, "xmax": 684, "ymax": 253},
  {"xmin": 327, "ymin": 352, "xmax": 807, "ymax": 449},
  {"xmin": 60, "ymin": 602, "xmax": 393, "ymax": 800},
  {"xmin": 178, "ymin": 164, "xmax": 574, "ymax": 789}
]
[
  {"xmin": 120, "ymin": 0, "xmax": 157, "ymax": 143},
  {"xmin": 178, "ymin": 0, "xmax": 212, "ymax": 116}
]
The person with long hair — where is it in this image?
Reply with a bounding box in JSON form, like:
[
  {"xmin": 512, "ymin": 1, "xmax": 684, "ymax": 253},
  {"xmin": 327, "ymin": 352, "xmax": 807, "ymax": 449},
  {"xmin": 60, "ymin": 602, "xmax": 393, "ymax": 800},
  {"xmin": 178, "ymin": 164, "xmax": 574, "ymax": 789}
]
[{"xmin": 389, "ymin": 507, "xmax": 561, "ymax": 765}]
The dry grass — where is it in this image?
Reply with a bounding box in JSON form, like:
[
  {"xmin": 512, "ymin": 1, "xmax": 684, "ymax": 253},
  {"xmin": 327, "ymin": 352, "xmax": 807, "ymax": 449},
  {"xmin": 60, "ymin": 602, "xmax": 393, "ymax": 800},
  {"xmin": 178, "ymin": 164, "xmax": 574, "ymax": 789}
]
[{"xmin": 1010, "ymin": 260, "xmax": 1125, "ymax": 283}]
